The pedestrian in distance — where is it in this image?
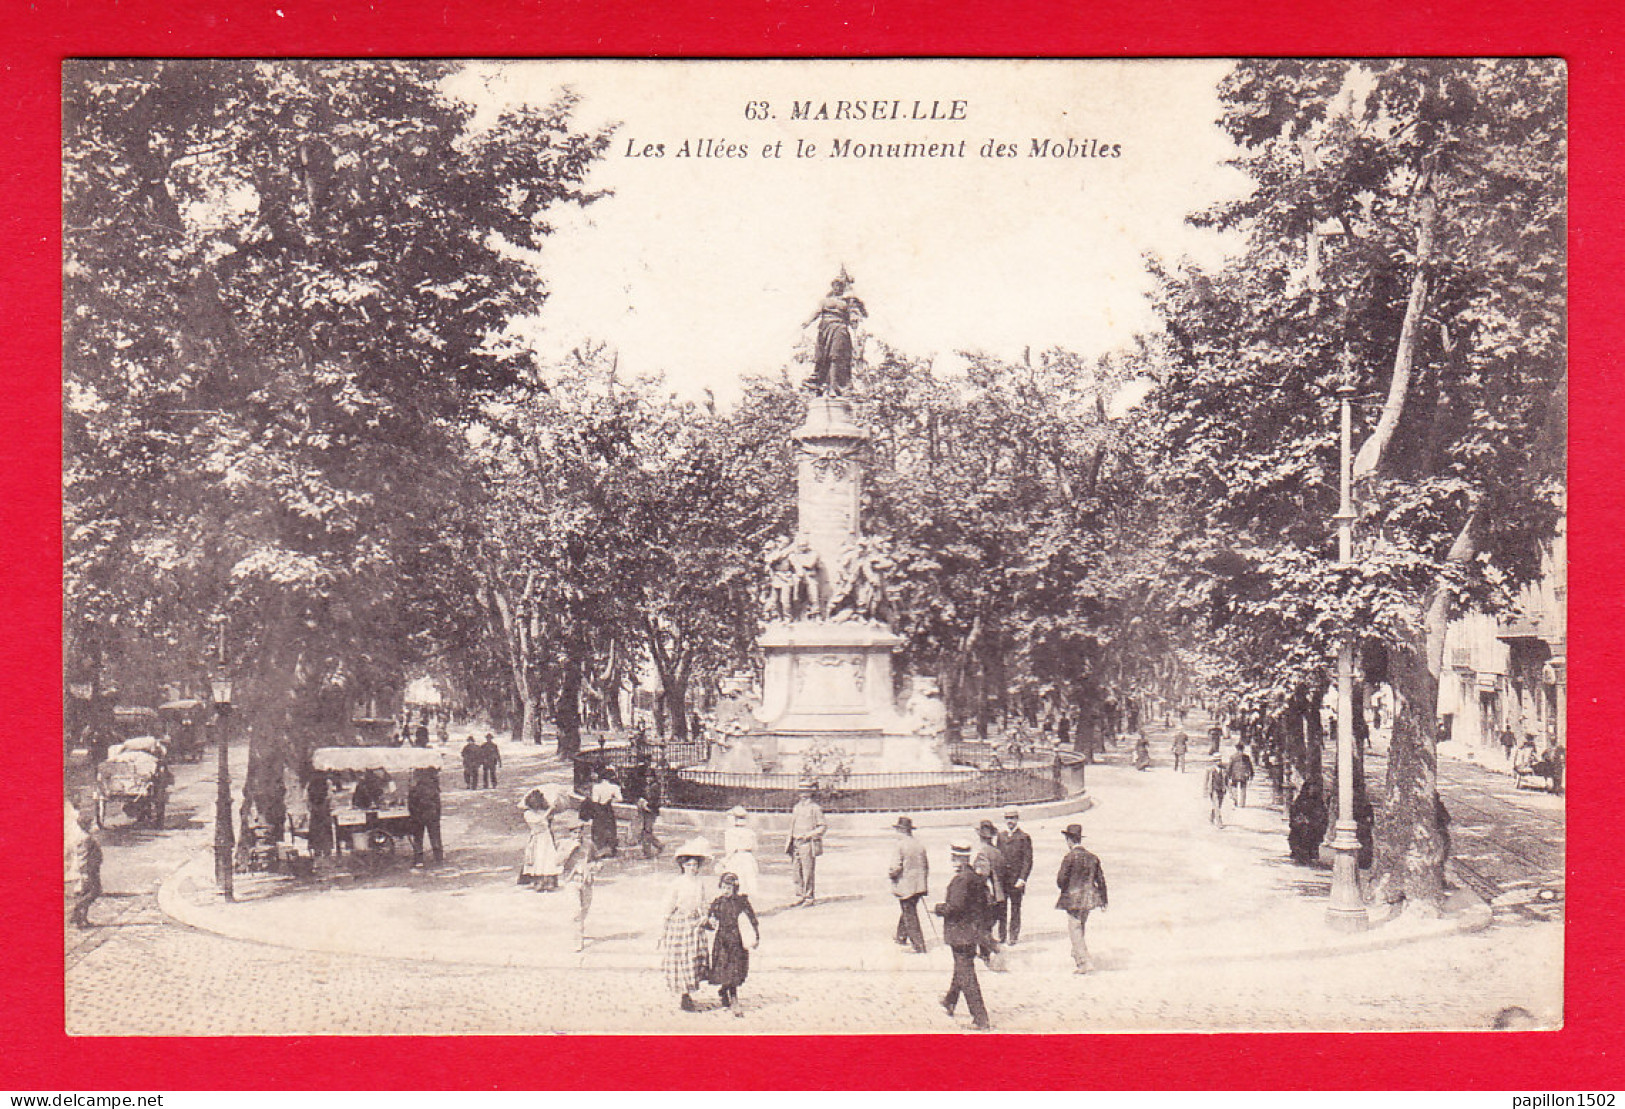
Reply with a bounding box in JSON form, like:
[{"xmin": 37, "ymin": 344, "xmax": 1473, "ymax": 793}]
[
  {"xmin": 935, "ymin": 842, "xmax": 992, "ymax": 1030},
  {"xmin": 1228, "ymin": 744, "xmax": 1254, "ymax": 808},
  {"xmin": 1499, "ymin": 727, "xmax": 1518, "ymax": 765},
  {"xmin": 706, "ymin": 872, "xmax": 760, "ymax": 1016},
  {"xmin": 556, "ymin": 814, "xmax": 596, "ymax": 952},
  {"xmin": 786, "ymin": 784, "xmax": 827, "ymax": 905},
  {"xmin": 478, "ymin": 733, "xmax": 502, "ymax": 788},
  {"xmin": 1513, "ymin": 735, "xmax": 1540, "ymax": 789},
  {"xmin": 1171, "ymin": 730, "xmax": 1189, "ymax": 773},
  {"xmin": 721, "ymin": 805, "xmax": 762, "ymax": 899},
  {"xmin": 634, "ymin": 779, "xmax": 665, "ymax": 859},
  {"xmin": 1133, "ymin": 731, "xmax": 1151, "ymax": 771},
  {"xmin": 519, "ymin": 789, "xmax": 561, "ymax": 890},
  {"xmin": 590, "ymin": 769, "xmax": 624, "ymax": 858},
  {"xmin": 460, "ymin": 736, "xmax": 480, "ymax": 789},
  {"xmin": 888, "ymin": 815, "xmax": 930, "ymax": 953},
  {"xmin": 1055, "ymin": 823, "xmax": 1108, "ymax": 974},
  {"xmin": 1208, "ymin": 723, "xmax": 1224, "ymax": 756},
  {"xmin": 1205, "ymin": 753, "xmax": 1229, "ymax": 827},
  {"xmin": 657, "ymin": 838, "xmax": 713, "ymax": 1012},
  {"xmin": 995, "ymin": 807, "xmax": 1033, "ymax": 945}
]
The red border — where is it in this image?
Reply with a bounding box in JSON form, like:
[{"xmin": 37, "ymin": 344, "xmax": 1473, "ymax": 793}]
[{"xmin": 5, "ymin": 0, "xmax": 1621, "ymax": 1090}]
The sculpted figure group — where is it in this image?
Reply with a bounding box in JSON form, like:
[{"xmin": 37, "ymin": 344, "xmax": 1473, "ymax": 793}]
[{"xmin": 763, "ymin": 534, "xmax": 892, "ymax": 623}]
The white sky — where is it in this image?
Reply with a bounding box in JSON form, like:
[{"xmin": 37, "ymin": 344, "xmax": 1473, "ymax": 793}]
[{"xmin": 450, "ymin": 59, "xmax": 1249, "ymax": 404}]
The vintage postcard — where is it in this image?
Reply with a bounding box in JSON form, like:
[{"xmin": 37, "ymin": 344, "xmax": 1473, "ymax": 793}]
[{"xmin": 63, "ymin": 57, "xmax": 1565, "ymax": 1036}]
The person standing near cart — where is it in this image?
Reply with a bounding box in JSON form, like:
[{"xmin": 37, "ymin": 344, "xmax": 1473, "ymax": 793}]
[{"xmin": 407, "ymin": 765, "xmax": 443, "ymax": 866}]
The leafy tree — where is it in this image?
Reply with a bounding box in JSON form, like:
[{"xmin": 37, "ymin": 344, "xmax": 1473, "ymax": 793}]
[
  {"xmin": 1134, "ymin": 58, "xmax": 1565, "ymax": 908},
  {"xmin": 64, "ymin": 60, "xmax": 609, "ymax": 828}
]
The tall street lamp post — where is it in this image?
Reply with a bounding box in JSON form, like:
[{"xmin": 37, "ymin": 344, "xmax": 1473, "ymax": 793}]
[
  {"xmin": 1327, "ymin": 377, "xmax": 1369, "ymax": 931},
  {"xmin": 211, "ymin": 673, "xmax": 235, "ymax": 902}
]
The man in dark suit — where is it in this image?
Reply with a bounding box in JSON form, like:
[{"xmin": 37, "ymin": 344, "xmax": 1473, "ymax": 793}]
[
  {"xmin": 935, "ymin": 842, "xmax": 991, "ymax": 1030},
  {"xmin": 888, "ymin": 815, "xmax": 930, "ymax": 953},
  {"xmin": 995, "ymin": 807, "xmax": 1034, "ymax": 945},
  {"xmin": 1056, "ymin": 823, "xmax": 1108, "ymax": 974},
  {"xmin": 407, "ymin": 766, "xmax": 443, "ymax": 866}
]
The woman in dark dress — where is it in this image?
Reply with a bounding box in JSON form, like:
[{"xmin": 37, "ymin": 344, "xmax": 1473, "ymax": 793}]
[{"xmin": 706, "ymin": 872, "xmax": 759, "ymax": 1016}]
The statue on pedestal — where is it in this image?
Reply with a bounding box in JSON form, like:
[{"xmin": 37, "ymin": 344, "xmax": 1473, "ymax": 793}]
[
  {"xmin": 763, "ymin": 536, "xmax": 823, "ymax": 622},
  {"xmin": 708, "ymin": 680, "xmax": 763, "ymax": 774},
  {"xmin": 803, "ymin": 270, "xmax": 867, "ymax": 396},
  {"xmin": 827, "ymin": 536, "xmax": 894, "ymax": 623}
]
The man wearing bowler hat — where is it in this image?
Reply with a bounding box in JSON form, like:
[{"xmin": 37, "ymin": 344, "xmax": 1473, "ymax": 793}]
[
  {"xmin": 888, "ymin": 816, "xmax": 930, "ymax": 953},
  {"xmin": 995, "ymin": 807, "xmax": 1034, "ymax": 945},
  {"xmin": 1056, "ymin": 823, "xmax": 1108, "ymax": 973},
  {"xmin": 934, "ymin": 841, "xmax": 992, "ymax": 1030}
]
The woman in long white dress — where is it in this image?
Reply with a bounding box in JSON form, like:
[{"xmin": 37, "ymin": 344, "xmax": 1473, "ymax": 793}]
[
  {"xmin": 720, "ymin": 805, "xmax": 761, "ymax": 899},
  {"xmin": 519, "ymin": 789, "xmax": 561, "ymax": 891}
]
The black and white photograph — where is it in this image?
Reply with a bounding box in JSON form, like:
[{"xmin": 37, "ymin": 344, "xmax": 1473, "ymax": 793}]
[{"xmin": 62, "ymin": 57, "xmax": 1566, "ymax": 1035}]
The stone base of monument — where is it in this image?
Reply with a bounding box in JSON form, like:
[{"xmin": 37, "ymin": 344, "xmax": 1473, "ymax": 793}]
[
  {"xmin": 747, "ymin": 728, "xmax": 952, "ymax": 776},
  {"xmin": 756, "ymin": 619, "xmax": 902, "ymax": 732}
]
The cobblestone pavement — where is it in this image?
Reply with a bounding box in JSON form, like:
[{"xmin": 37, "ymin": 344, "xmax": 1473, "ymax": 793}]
[
  {"xmin": 65, "ymin": 903, "xmax": 1559, "ymax": 1035},
  {"xmin": 65, "ymin": 726, "xmax": 1563, "ymax": 1035}
]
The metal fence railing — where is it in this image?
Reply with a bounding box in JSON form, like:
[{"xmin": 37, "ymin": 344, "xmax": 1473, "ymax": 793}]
[{"xmin": 667, "ymin": 762, "xmax": 1079, "ymax": 813}]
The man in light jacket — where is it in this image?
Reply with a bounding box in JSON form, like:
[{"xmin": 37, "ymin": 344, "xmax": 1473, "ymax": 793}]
[
  {"xmin": 888, "ymin": 815, "xmax": 929, "ymax": 953},
  {"xmin": 786, "ymin": 785, "xmax": 827, "ymax": 905},
  {"xmin": 1056, "ymin": 823, "xmax": 1108, "ymax": 974}
]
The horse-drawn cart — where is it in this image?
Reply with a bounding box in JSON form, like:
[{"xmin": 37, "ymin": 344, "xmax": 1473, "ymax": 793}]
[{"xmin": 95, "ymin": 737, "xmax": 171, "ymax": 828}]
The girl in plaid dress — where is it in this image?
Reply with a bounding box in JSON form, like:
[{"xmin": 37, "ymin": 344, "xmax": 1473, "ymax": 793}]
[{"xmin": 657, "ymin": 838, "xmax": 712, "ymax": 1011}]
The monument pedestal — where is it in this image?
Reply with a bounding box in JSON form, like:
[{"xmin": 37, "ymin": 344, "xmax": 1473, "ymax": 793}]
[{"xmin": 746, "ymin": 393, "xmax": 951, "ymax": 775}]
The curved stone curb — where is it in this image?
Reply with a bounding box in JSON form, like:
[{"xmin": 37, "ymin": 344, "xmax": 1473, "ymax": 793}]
[{"xmin": 158, "ymin": 835, "xmax": 1491, "ymax": 976}]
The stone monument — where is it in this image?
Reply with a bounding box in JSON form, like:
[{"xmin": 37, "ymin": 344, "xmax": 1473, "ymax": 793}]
[{"xmin": 745, "ymin": 276, "xmax": 950, "ymax": 774}]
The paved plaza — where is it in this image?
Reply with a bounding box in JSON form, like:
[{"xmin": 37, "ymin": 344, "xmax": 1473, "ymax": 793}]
[{"xmin": 65, "ymin": 722, "xmax": 1563, "ymax": 1035}]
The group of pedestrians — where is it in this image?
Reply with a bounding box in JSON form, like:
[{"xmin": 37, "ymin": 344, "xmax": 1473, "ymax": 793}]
[
  {"xmin": 1204, "ymin": 743, "xmax": 1254, "ymax": 827},
  {"xmin": 929, "ymin": 818, "xmax": 1108, "ymax": 1030},
  {"xmin": 656, "ymin": 837, "xmax": 760, "ymax": 1016},
  {"xmin": 460, "ymin": 734, "xmax": 503, "ymax": 789}
]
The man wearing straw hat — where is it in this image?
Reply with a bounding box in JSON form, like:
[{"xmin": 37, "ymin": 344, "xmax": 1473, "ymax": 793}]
[
  {"xmin": 888, "ymin": 815, "xmax": 929, "ymax": 954},
  {"xmin": 934, "ymin": 841, "xmax": 992, "ymax": 1030},
  {"xmin": 786, "ymin": 783, "xmax": 827, "ymax": 906}
]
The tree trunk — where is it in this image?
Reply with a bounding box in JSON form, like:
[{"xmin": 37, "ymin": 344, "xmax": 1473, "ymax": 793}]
[
  {"xmin": 1371, "ymin": 641, "xmax": 1445, "ymax": 907},
  {"xmin": 554, "ymin": 663, "xmax": 582, "ymax": 758}
]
